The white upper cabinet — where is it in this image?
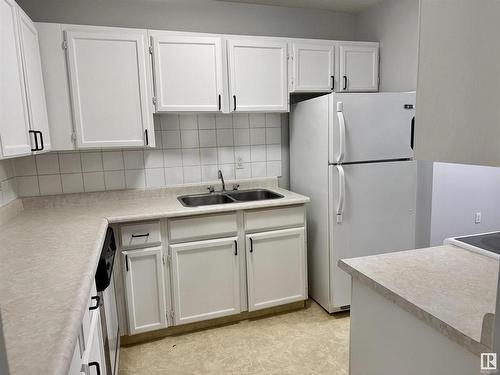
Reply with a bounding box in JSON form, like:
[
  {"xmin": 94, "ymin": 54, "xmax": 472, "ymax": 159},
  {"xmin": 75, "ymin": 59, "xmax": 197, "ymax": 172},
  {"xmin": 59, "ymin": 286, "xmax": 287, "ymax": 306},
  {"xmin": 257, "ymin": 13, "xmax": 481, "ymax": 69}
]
[
  {"xmin": 291, "ymin": 42, "xmax": 335, "ymax": 93},
  {"xmin": 17, "ymin": 7, "xmax": 51, "ymax": 153},
  {"xmin": 65, "ymin": 26, "xmax": 155, "ymax": 148},
  {"xmin": 0, "ymin": 0, "xmax": 32, "ymax": 157},
  {"xmin": 227, "ymin": 38, "xmax": 288, "ymax": 112},
  {"xmin": 338, "ymin": 42, "xmax": 379, "ymax": 92},
  {"xmin": 151, "ymin": 33, "xmax": 227, "ymax": 113}
]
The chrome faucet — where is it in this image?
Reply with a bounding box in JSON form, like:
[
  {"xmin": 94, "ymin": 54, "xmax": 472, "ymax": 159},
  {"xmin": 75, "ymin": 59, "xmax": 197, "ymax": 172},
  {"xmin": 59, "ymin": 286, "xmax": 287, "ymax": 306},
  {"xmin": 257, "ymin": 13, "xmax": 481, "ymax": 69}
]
[{"xmin": 218, "ymin": 170, "xmax": 226, "ymax": 191}]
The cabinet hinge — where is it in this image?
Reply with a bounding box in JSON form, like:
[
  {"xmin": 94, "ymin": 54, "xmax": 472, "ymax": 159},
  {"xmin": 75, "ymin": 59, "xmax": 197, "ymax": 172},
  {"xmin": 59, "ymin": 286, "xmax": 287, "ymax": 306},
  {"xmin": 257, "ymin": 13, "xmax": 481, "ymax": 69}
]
[
  {"xmin": 149, "ymin": 45, "xmax": 153, "ymax": 54},
  {"xmin": 162, "ymin": 254, "xmax": 165, "ymax": 265},
  {"xmin": 71, "ymin": 132, "xmax": 77, "ymax": 143},
  {"xmin": 169, "ymin": 310, "xmax": 175, "ymax": 321},
  {"xmin": 62, "ymin": 40, "xmax": 68, "ymax": 50},
  {"xmin": 152, "ymin": 97, "xmax": 157, "ymax": 106}
]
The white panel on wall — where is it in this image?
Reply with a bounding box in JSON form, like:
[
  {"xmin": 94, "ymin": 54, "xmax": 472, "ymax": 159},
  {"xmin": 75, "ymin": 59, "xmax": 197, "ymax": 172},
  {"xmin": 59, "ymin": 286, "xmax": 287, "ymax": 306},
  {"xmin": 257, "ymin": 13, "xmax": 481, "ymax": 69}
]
[
  {"xmin": 12, "ymin": 113, "xmax": 284, "ymax": 197},
  {"xmin": 0, "ymin": 160, "xmax": 17, "ymax": 207}
]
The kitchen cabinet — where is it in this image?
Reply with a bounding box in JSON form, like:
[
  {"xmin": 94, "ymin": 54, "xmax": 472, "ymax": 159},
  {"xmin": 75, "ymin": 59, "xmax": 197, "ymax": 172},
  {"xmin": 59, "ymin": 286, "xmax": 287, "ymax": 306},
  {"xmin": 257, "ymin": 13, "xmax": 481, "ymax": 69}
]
[
  {"xmin": 0, "ymin": 0, "xmax": 44, "ymax": 158},
  {"xmin": 64, "ymin": 26, "xmax": 155, "ymax": 148},
  {"xmin": 227, "ymin": 38, "xmax": 288, "ymax": 112},
  {"xmin": 170, "ymin": 237, "xmax": 241, "ymax": 325},
  {"xmin": 415, "ymin": 0, "xmax": 500, "ymax": 167},
  {"xmin": 246, "ymin": 227, "xmax": 307, "ymax": 311},
  {"xmin": 290, "ymin": 42, "xmax": 335, "ymax": 93},
  {"xmin": 338, "ymin": 42, "xmax": 379, "ymax": 92},
  {"xmin": 81, "ymin": 310, "xmax": 105, "ymax": 375},
  {"xmin": 122, "ymin": 246, "xmax": 167, "ymax": 335},
  {"xmin": 151, "ymin": 33, "xmax": 227, "ymax": 112}
]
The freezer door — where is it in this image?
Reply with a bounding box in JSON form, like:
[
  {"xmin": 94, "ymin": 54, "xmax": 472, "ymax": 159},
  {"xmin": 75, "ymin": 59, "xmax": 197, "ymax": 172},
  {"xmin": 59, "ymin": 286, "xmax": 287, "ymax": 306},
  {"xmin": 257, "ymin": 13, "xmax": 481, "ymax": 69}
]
[
  {"xmin": 329, "ymin": 92, "xmax": 415, "ymax": 163},
  {"xmin": 329, "ymin": 161, "xmax": 417, "ymax": 309}
]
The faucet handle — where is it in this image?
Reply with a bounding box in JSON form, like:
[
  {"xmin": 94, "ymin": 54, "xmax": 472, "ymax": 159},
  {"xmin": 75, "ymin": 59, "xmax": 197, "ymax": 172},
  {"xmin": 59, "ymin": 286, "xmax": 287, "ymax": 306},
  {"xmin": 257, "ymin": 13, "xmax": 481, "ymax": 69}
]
[
  {"xmin": 232, "ymin": 184, "xmax": 240, "ymax": 191},
  {"xmin": 207, "ymin": 185, "xmax": 215, "ymax": 193}
]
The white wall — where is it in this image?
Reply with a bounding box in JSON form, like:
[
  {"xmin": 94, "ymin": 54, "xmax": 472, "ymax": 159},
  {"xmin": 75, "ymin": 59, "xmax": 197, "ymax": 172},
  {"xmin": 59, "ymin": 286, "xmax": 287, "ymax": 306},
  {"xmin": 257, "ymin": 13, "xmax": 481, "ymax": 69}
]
[
  {"xmin": 0, "ymin": 160, "xmax": 17, "ymax": 207},
  {"xmin": 430, "ymin": 163, "xmax": 500, "ymax": 246},
  {"xmin": 16, "ymin": 0, "xmax": 357, "ymax": 40},
  {"xmin": 356, "ymin": 0, "xmax": 419, "ymax": 92}
]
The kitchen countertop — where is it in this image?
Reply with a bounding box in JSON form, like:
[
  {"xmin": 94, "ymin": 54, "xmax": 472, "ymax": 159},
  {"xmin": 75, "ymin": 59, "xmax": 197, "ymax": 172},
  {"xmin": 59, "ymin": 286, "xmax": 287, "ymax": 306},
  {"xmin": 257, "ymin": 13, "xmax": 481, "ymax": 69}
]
[
  {"xmin": 0, "ymin": 178, "xmax": 309, "ymax": 375},
  {"xmin": 339, "ymin": 245, "xmax": 498, "ymax": 356}
]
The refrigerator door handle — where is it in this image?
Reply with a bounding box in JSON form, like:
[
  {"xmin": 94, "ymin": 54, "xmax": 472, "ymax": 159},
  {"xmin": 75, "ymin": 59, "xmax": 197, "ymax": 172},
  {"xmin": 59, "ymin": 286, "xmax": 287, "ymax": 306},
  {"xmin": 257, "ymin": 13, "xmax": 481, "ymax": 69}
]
[
  {"xmin": 336, "ymin": 165, "xmax": 345, "ymax": 224},
  {"xmin": 336, "ymin": 102, "xmax": 346, "ymax": 163}
]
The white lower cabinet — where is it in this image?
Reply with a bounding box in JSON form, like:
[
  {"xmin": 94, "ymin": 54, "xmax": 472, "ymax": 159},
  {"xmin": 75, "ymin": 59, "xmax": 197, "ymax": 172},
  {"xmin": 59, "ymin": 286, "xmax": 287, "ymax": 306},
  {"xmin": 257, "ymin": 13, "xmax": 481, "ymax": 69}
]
[
  {"xmin": 170, "ymin": 237, "xmax": 241, "ymax": 325},
  {"xmin": 81, "ymin": 312, "xmax": 105, "ymax": 375},
  {"xmin": 246, "ymin": 227, "xmax": 307, "ymax": 311},
  {"xmin": 123, "ymin": 246, "xmax": 168, "ymax": 335}
]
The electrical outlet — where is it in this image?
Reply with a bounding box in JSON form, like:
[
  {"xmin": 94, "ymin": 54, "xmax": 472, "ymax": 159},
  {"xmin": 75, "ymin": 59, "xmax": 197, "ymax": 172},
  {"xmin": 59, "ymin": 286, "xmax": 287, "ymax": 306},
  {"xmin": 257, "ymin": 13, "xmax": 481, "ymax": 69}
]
[{"xmin": 474, "ymin": 212, "xmax": 482, "ymax": 224}]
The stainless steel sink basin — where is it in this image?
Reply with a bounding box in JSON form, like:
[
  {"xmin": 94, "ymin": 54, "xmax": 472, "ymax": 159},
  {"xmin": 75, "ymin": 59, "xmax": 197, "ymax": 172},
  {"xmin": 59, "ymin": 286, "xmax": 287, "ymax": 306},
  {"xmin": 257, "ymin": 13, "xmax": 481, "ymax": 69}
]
[
  {"xmin": 226, "ymin": 189, "xmax": 283, "ymax": 202},
  {"xmin": 178, "ymin": 189, "xmax": 283, "ymax": 207}
]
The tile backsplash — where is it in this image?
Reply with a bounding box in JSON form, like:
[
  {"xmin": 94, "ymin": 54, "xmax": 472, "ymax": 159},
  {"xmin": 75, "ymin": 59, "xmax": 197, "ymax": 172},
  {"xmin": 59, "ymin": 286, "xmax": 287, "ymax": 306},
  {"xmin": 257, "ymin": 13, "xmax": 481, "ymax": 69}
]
[
  {"xmin": 13, "ymin": 113, "xmax": 284, "ymax": 197},
  {"xmin": 0, "ymin": 160, "xmax": 17, "ymax": 206}
]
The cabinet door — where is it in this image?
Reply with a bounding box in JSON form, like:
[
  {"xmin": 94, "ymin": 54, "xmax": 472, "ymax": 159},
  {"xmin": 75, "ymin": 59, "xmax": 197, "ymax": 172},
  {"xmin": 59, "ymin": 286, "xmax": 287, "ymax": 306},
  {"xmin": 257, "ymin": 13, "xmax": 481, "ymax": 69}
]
[
  {"xmin": 339, "ymin": 42, "xmax": 379, "ymax": 92},
  {"xmin": 17, "ymin": 8, "xmax": 51, "ymax": 153},
  {"xmin": 170, "ymin": 237, "xmax": 240, "ymax": 325},
  {"xmin": 65, "ymin": 28, "xmax": 154, "ymax": 148},
  {"xmin": 0, "ymin": 0, "xmax": 32, "ymax": 157},
  {"xmin": 152, "ymin": 34, "xmax": 225, "ymax": 112},
  {"xmin": 292, "ymin": 42, "xmax": 335, "ymax": 92},
  {"xmin": 81, "ymin": 312, "xmax": 105, "ymax": 375},
  {"xmin": 246, "ymin": 227, "xmax": 306, "ymax": 311},
  {"xmin": 227, "ymin": 39, "xmax": 288, "ymax": 112},
  {"xmin": 123, "ymin": 246, "xmax": 167, "ymax": 335}
]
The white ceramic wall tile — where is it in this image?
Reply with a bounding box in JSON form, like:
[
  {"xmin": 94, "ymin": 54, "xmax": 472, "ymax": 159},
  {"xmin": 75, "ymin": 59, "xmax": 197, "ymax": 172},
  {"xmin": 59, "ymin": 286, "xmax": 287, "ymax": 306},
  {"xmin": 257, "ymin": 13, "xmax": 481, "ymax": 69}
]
[
  {"xmin": 219, "ymin": 164, "xmax": 235, "ymax": 180},
  {"xmin": 161, "ymin": 114, "xmax": 180, "ymax": 130},
  {"xmin": 199, "ymin": 130, "xmax": 217, "ymax": 147},
  {"xmin": 162, "ymin": 130, "xmax": 181, "ymax": 149},
  {"xmin": 235, "ymin": 163, "xmax": 251, "ymax": 179},
  {"xmin": 1, "ymin": 178, "xmax": 17, "ymax": 205},
  {"xmin": 83, "ymin": 172, "xmax": 105, "ymax": 192},
  {"xmin": 102, "ymin": 151, "xmax": 124, "ymax": 171},
  {"xmin": 250, "ymin": 145, "xmax": 266, "ymax": 162},
  {"xmin": 164, "ymin": 149, "xmax": 183, "ymax": 168},
  {"xmin": 234, "ymin": 129, "xmax": 250, "ymax": 146},
  {"xmin": 183, "ymin": 166, "xmax": 201, "ymax": 183},
  {"xmin": 198, "ymin": 114, "xmax": 216, "ymax": 129},
  {"xmin": 181, "ymin": 130, "xmax": 199, "ymax": 148},
  {"xmin": 125, "ymin": 169, "xmax": 146, "ymax": 189},
  {"xmin": 81, "ymin": 152, "xmax": 103, "ymax": 172},
  {"xmin": 233, "ymin": 114, "xmax": 249, "ymax": 129},
  {"xmin": 123, "ymin": 151, "xmax": 144, "ymax": 170},
  {"xmin": 145, "ymin": 168, "xmax": 166, "ymax": 188},
  {"xmin": 201, "ymin": 165, "xmax": 218, "ymax": 182},
  {"xmin": 165, "ymin": 167, "xmax": 183, "ymax": 186},
  {"xmin": 249, "ymin": 113, "xmax": 266, "ymax": 128},
  {"xmin": 266, "ymin": 161, "xmax": 282, "ymax": 177},
  {"xmin": 216, "ymin": 114, "xmax": 233, "ymax": 129},
  {"xmin": 38, "ymin": 174, "xmax": 62, "ymax": 195},
  {"xmin": 200, "ymin": 148, "xmax": 218, "ymax": 166},
  {"xmin": 218, "ymin": 147, "xmax": 234, "ymax": 164},
  {"xmin": 36, "ymin": 154, "xmax": 60, "ymax": 175},
  {"xmin": 154, "ymin": 130, "xmax": 163, "ymax": 148},
  {"xmin": 17, "ymin": 176, "xmax": 39, "ymax": 196},
  {"xmin": 182, "ymin": 149, "xmax": 200, "ymax": 166},
  {"xmin": 266, "ymin": 113, "xmax": 281, "ymax": 127},
  {"xmin": 266, "ymin": 128, "xmax": 281, "ymax": 144},
  {"xmin": 59, "ymin": 153, "xmax": 82, "ymax": 174},
  {"xmin": 144, "ymin": 150, "xmax": 164, "ymax": 169},
  {"xmin": 0, "ymin": 160, "xmax": 14, "ymax": 181},
  {"xmin": 61, "ymin": 173, "xmax": 84, "ymax": 194},
  {"xmin": 179, "ymin": 114, "xmax": 198, "ymax": 130},
  {"xmin": 216, "ymin": 129, "xmax": 234, "ymax": 147},
  {"xmin": 234, "ymin": 146, "xmax": 251, "ymax": 164},
  {"xmin": 250, "ymin": 128, "xmax": 266, "ymax": 145},
  {"xmin": 153, "ymin": 115, "xmax": 162, "ymax": 131},
  {"xmin": 266, "ymin": 144, "xmax": 281, "ymax": 161},
  {"xmin": 251, "ymin": 162, "xmax": 267, "ymax": 178},
  {"xmin": 104, "ymin": 170, "xmax": 126, "ymax": 190},
  {"xmin": 14, "ymin": 156, "xmax": 37, "ymax": 176}
]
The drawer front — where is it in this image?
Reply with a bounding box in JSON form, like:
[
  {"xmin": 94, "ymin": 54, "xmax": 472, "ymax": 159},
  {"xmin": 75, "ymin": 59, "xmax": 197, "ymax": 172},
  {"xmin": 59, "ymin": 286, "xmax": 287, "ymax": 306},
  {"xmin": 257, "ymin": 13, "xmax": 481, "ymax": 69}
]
[
  {"xmin": 168, "ymin": 213, "xmax": 237, "ymax": 242},
  {"xmin": 121, "ymin": 221, "xmax": 161, "ymax": 249},
  {"xmin": 81, "ymin": 281, "xmax": 98, "ymax": 352},
  {"xmin": 245, "ymin": 205, "xmax": 305, "ymax": 232}
]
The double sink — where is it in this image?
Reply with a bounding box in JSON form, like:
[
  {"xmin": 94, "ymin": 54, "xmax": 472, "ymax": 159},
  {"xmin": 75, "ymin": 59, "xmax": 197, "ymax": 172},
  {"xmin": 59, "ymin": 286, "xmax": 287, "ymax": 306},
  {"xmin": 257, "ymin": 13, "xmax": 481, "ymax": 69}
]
[{"xmin": 178, "ymin": 189, "xmax": 284, "ymax": 207}]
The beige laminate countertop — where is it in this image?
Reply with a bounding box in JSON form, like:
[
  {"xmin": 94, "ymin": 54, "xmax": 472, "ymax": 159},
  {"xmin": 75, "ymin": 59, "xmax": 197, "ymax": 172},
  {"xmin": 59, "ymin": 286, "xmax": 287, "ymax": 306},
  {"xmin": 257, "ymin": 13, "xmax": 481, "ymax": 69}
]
[
  {"xmin": 0, "ymin": 180, "xmax": 309, "ymax": 375},
  {"xmin": 339, "ymin": 245, "xmax": 498, "ymax": 356}
]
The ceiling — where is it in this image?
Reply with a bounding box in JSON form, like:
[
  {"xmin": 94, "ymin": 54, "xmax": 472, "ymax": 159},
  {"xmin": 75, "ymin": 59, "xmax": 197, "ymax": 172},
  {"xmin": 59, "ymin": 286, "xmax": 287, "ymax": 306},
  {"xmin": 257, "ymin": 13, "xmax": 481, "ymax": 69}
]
[{"xmin": 214, "ymin": 0, "xmax": 384, "ymax": 13}]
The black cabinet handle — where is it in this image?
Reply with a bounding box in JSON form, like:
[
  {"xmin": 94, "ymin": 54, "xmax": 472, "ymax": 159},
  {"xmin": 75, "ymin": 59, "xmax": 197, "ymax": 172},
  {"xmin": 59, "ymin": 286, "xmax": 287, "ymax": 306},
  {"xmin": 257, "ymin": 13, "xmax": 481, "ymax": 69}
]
[
  {"xmin": 343, "ymin": 76, "xmax": 348, "ymax": 90},
  {"xmin": 37, "ymin": 131, "xmax": 44, "ymax": 151},
  {"xmin": 145, "ymin": 129, "xmax": 149, "ymax": 146},
  {"xmin": 29, "ymin": 130, "xmax": 38, "ymax": 151},
  {"xmin": 410, "ymin": 116, "xmax": 415, "ymax": 150},
  {"xmin": 89, "ymin": 295, "xmax": 100, "ymax": 311},
  {"xmin": 89, "ymin": 361, "xmax": 101, "ymax": 375},
  {"xmin": 331, "ymin": 75, "xmax": 335, "ymax": 91},
  {"xmin": 234, "ymin": 240, "xmax": 238, "ymax": 256},
  {"xmin": 233, "ymin": 95, "xmax": 236, "ymax": 111},
  {"xmin": 249, "ymin": 237, "xmax": 253, "ymax": 253},
  {"xmin": 131, "ymin": 233, "xmax": 149, "ymax": 238},
  {"xmin": 218, "ymin": 94, "xmax": 221, "ymax": 111},
  {"xmin": 125, "ymin": 254, "xmax": 129, "ymax": 272}
]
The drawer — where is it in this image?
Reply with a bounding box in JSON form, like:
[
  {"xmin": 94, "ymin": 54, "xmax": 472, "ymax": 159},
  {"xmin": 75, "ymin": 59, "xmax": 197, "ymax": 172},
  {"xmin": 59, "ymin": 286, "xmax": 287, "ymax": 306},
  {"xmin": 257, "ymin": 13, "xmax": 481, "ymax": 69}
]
[
  {"xmin": 168, "ymin": 212, "xmax": 237, "ymax": 242},
  {"xmin": 81, "ymin": 281, "xmax": 98, "ymax": 352},
  {"xmin": 121, "ymin": 221, "xmax": 161, "ymax": 249},
  {"xmin": 245, "ymin": 205, "xmax": 305, "ymax": 232}
]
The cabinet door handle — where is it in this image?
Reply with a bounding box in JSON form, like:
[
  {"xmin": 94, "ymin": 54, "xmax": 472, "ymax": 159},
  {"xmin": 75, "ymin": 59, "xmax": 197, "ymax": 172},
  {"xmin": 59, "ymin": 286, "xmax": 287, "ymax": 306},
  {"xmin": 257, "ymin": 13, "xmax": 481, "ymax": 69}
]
[
  {"xmin": 343, "ymin": 76, "xmax": 348, "ymax": 90},
  {"xmin": 410, "ymin": 116, "xmax": 415, "ymax": 150},
  {"xmin": 89, "ymin": 361, "xmax": 101, "ymax": 375},
  {"xmin": 249, "ymin": 237, "xmax": 253, "ymax": 253},
  {"xmin": 218, "ymin": 94, "xmax": 222, "ymax": 111},
  {"xmin": 331, "ymin": 75, "xmax": 335, "ymax": 91},
  {"xmin": 145, "ymin": 129, "xmax": 149, "ymax": 146},
  {"xmin": 29, "ymin": 130, "xmax": 38, "ymax": 151},
  {"xmin": 234, "ymin": 240, "xmax": 238, "ymax": 256},
  {"xmin": 125, "ymin": 254, "xmax": 129, "ymax": 272},
  {"xmin": 233, "ymin": 95, "xmax": 237, "ymax": 111},
  {"xmin": 131, "ymin": 233, "xmax": 149, "ymax": 238},
  {"xmin": 89, "ymin": 295, "xmax": 100, "ymax": 311},
  {"xmin": 37, "ymin": 131, "xmax": 44, "ymax": 151}
]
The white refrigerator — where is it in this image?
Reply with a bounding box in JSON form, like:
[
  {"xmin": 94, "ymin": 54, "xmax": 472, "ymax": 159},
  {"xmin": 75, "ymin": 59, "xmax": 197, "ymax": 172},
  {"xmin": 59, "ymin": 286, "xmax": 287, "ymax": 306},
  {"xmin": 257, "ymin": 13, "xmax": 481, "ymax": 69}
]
[{"xmin": 290, "ymin": 92, "xmax": 417, "ymax": 312}]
